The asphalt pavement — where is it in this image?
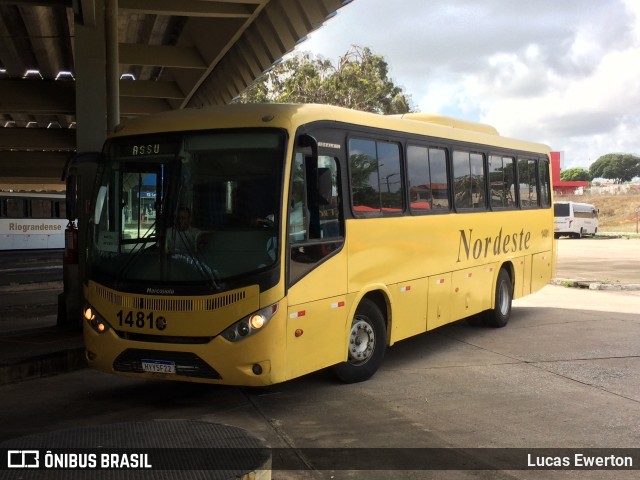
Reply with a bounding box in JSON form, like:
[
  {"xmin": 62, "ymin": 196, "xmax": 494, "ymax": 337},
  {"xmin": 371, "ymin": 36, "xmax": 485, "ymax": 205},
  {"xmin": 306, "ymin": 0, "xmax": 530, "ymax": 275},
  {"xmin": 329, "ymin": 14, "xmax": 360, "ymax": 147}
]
[{"xmin": 0, "ymin": 240, "xmax": 639, "ymax": 478}]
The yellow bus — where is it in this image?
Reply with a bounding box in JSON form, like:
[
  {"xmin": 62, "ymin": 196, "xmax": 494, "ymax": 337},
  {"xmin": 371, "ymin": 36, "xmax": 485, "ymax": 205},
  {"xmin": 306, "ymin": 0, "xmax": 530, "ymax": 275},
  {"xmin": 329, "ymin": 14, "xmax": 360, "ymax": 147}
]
[{"xmin": 82, "ymin": 104, "xmax": 554, "ymax": 385}]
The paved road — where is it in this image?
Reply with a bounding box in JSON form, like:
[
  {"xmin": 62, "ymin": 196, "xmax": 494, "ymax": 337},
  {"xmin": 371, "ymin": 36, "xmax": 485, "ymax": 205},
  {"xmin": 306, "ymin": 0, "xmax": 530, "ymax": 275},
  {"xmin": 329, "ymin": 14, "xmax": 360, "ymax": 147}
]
[
  {"xmin": 555, "ymin": 237, "xmax": 640, "ymax": 284},
  {"xmin": 0, "ymin": 250, "xmax": 62, "ymax": 332},
  {"xmin": 0, "ymin": 242, "xmax": 639, "ymax": 478},
  {"xmin": 0, "ymin": 249, "xmax": 63, "ymax": 286},
  {"xmin": 0, "ymin": 285, "xmax": 638, "ymax": 479}
]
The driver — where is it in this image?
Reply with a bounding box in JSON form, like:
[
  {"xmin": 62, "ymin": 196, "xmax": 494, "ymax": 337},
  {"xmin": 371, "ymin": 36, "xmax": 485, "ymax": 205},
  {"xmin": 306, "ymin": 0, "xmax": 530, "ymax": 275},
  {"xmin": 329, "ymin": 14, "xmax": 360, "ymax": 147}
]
[{"xmin": 166, "ymin": 207, "xmax": 201, "ymax": 253}]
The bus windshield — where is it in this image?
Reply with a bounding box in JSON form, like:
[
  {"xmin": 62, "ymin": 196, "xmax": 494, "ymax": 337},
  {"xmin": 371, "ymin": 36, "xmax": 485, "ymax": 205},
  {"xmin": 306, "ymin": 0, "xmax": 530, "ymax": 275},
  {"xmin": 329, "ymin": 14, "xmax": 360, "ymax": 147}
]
[{"xmin": 90, "ymin": 129, "xmax": 285, "ymax": 290}]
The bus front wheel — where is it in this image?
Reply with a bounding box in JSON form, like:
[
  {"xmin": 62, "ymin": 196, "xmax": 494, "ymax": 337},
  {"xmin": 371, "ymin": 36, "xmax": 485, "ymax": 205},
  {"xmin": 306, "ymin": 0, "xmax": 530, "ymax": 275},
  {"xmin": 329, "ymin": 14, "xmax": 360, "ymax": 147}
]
[
  {"xmin": 481, "ymin": 268, "xmax": 512, "ymax": 328},
  {"xmin": 333, "ymin": 298, "xmax": 386, "ymax": 383}
]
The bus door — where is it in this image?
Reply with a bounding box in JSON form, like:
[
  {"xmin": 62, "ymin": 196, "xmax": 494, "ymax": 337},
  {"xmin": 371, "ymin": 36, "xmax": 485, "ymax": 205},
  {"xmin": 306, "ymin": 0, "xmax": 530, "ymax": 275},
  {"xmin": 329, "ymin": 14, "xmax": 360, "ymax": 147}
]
[{"xmin": 285, "ymin": 134, "xmax": 348, "ymax": 378}]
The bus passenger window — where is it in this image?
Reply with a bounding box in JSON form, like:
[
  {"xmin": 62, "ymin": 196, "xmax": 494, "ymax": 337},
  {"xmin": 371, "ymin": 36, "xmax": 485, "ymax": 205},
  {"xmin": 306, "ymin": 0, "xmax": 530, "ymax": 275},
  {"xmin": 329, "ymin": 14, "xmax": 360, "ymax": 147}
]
[
  {"xmin": 489, "ymin": 155, "xmax": 516, "ymax": 209},
  {"xmin": 6, "ymin": 199, "xmax": 26, "ymax": 218},
  {"xmin": 429, "ymin": 148, "xmax": 449, "ymax": 210},
  {"xmin": 539, "ymin": 158, "xmax": 551, "ymax": 208},
  {"xmin": 454, "ymin": 150, "xmax": 486, "ymax": 210},
  {"xmin": 30, "ymin": 199, "xmax": 52, "ymax": 218},
  {"xmin": 349, "ymin": 138, "xmax": 402, "ymax": 217},
  {"xmin": 518, "ymin": 158, "xmax": 539, "ymax": 208},
  {"xmin": 408, "ymin": 145, "xmax": 449, "ymax": 213}
]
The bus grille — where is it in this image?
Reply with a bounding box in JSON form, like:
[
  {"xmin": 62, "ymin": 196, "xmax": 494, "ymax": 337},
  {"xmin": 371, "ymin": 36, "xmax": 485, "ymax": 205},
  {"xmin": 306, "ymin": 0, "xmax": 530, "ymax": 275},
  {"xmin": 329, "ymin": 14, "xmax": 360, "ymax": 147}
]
[
  {"xmin": 114, "ymin": 330, "xmax": 214, "ymax": 344},
  {"xmin": 113, "ymin": 349, "xmax": 222, "ymax": 380},
  {"xmin": 95, "ymin": 286, "xmax": 245, "ymax": 312}
]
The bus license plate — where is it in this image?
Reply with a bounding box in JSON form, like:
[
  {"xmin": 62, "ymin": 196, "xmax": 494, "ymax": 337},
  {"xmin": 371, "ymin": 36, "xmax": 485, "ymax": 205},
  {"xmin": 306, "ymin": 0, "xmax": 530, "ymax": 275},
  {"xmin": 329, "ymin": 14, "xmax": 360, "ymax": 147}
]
[{"xmin": 141, "ymin": 359, "xmax": 176, "ymax": 374}]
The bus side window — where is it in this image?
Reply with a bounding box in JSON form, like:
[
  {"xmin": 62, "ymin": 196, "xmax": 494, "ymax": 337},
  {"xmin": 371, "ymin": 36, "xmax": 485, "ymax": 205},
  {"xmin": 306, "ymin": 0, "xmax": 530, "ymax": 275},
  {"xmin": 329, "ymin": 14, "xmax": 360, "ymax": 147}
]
[
  {"xmin": 6, "ymin": 198, "xmax": 27, "ymax": 218},
  {"xmin": 539, "ymin": 158, "xmax": 551, "ymax": 208},
  {"xmin": 454, "ymin": 150, "xmax": 486, "ymax": 210},
  {"xmin": 518, "ymin": 158, "xmax": 540, "ymax": 208}
]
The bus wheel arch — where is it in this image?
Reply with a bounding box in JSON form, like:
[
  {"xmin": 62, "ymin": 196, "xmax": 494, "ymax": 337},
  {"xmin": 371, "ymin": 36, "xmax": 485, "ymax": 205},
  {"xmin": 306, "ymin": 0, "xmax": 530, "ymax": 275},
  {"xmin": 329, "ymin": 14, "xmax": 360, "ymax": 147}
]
[
  {"xmin": 333, "ymin": 291, "xmax": 388, "ymax": 383},
  {"xmin": 481, "ymin": 265, "xmax": 513, "ymax": 328}
]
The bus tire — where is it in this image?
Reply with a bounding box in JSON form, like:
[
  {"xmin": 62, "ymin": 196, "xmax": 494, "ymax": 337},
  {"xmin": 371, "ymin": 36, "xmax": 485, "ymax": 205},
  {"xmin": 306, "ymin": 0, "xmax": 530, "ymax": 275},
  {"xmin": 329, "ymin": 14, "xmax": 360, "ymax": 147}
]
[
  {"xmin": 333, "ymin": 298, "xmax": 386, "ymax": 383},
  {"xmin": 481, "ymin": 268, "xmax": 512, "ymax": 328}
]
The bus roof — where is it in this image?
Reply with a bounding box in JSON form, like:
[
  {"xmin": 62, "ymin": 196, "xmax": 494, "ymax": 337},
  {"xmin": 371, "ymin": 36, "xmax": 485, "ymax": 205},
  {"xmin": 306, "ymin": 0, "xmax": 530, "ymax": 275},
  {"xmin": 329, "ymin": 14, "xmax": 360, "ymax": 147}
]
[{"xmin": 112, "ymin": 103, "xmax": 551, "ymax": 155}]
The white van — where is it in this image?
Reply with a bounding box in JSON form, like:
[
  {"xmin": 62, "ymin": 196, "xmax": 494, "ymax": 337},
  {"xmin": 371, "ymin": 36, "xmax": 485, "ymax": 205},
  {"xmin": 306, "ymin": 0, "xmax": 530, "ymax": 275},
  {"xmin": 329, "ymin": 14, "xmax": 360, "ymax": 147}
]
[{"xmin": 553, "ymin": 201, "xmax": 599, "ymax": 238}]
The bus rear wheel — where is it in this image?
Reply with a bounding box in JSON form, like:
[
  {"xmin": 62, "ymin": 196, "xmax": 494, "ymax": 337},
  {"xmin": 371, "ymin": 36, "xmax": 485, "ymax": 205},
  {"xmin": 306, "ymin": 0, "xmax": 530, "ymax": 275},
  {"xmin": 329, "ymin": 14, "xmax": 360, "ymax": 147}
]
[
  {"xmin": 481, "ymin": 268, "xmax": 512, "ymax": 328},
  {"xmin": 333, "ymin": 298, "xmax": 386, "ymax": 383}
]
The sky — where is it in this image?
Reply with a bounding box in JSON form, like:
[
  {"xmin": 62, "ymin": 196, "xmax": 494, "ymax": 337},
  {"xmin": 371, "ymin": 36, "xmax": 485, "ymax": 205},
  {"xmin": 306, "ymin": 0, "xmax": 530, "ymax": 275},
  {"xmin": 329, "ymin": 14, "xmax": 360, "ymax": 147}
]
[{"xmin": 291, "ymin": 0, "xmax": 640, "ymax": 170}]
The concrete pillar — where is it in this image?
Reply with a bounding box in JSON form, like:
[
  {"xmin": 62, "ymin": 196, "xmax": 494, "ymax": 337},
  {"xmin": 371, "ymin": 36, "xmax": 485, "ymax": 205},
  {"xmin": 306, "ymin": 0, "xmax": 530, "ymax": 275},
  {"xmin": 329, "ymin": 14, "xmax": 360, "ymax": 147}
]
[
  {"xmin": 59, "ymin": 0, "xmax": 109, "ymax": 327},
  {"xmin": 75, "ymin": 0, "xmax": 108, "ymax": 153},
  {"xmin": 105, "ymin": 0, "xmax": 120, "ymax": 131}
]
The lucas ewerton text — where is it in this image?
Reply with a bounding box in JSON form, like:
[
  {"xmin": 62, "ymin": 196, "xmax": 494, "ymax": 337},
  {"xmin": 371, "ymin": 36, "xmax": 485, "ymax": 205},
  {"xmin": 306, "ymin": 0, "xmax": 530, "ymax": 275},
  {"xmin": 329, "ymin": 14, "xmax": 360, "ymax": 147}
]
[{"xmin": 528, "ymin": 453, "xmax": 633, "ymax": 468}]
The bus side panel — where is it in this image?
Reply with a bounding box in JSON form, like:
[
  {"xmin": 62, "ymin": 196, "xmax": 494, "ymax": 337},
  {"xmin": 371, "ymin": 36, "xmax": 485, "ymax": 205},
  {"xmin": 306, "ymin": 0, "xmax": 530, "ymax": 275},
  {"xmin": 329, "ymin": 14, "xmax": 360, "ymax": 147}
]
[
  {"xmin": 512, "ymin": 256, "xmax": 526, "ymax": 299},
  {"xmin": 285, "ymin": 295, "xmax": 351, "ymax": 380},
  {"xmin": 512, "ymin": 255, "xmax": 533, "ymax": 299},
  {"xmin": 451, "ymin": 263, "xmax": 496, "ymax": 321},
  {"xmin": 347, "ymin": 217, "xmax": 448, "ymax": 290},
  {"xmin": 426, "ymin": 273, "xmax": 452, "ymax": 330},
  {"xmin": 286, "ymin": 248, "xmax": 349, "ymax": 380},
  {"xmin": 531, "ymin": 250, "xmax": 553, "ymax": 293},
  {"xmin": 389, "ymin": 278, "xmax": 428, "ymax": 343}
]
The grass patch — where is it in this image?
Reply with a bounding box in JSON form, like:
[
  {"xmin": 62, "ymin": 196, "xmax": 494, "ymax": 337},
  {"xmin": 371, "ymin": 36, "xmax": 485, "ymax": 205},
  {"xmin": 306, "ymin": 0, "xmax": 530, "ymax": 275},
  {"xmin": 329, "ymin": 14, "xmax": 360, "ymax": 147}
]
[{"xmin": 556, "ymin": 193, "xmax": 640, "ymax": 233}]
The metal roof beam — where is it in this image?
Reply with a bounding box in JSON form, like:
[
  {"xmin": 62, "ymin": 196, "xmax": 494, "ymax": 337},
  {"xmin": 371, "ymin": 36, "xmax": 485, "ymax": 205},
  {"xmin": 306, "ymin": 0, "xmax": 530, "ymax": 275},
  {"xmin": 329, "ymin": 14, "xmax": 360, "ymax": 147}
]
[
  {"xmin": 0, "ymin": 127, "xmax": 75, "ymax": 149},
  {"xmin": 120, "ymin": 96, "xmax": 172, "ymax": 115},
  {"xmin": 0, "ymin": 1, "xmax": 71, "ymax": 6},
  {"xmin": 119, "ymin": 0, "xmax": 254, "ymax": 18},
  {"xmin": 119, "ymin": 80, "xmax": 184, "ymax": 99},
  {"xmin": 0, "ymin": 79, "xmax": 75, "ymax": 115},
  {"xmin": 0, "ymin": 150, "xmax": 69, "ymax": 178},
  {"xmin": 119, "ymin": 43, "xmax": 207, "ymax": 69}
]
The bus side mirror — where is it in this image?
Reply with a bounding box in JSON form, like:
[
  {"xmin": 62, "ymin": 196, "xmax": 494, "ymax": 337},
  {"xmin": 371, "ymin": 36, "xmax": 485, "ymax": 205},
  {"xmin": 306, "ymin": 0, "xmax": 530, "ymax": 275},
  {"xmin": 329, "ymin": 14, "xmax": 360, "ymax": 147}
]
[
  {"xmin": 318, "ymin": 168, "xmax": 332, "ymax": 206},
  {"xmin": 296, "ymin": 133, "xmax": 317, "ymax": 158}
]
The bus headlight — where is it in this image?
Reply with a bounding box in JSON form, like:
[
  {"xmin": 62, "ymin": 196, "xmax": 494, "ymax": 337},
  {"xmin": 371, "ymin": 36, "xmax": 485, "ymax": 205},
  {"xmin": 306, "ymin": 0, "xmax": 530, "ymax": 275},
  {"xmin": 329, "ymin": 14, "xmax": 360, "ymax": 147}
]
[
  {"xmin": 222, "ymin": 303, "xmax": 279, "ymax": 342},
  {"xmin": 83, "ymin": 305, "xmax": 111, "ymax": 334}
]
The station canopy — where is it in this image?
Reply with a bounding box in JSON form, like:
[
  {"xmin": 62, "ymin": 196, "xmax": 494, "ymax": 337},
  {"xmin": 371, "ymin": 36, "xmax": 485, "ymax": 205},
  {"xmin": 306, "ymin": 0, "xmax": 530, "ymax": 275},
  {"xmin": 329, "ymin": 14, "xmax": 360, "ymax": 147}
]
[{"xmin": 0, "ymin": 0, "xmax": 349, "ymax": 188}]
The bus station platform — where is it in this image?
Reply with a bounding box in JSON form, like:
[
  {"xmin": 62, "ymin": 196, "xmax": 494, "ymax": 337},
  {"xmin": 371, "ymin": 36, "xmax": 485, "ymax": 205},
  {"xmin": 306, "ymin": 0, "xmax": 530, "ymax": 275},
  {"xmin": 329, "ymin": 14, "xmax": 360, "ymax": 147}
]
[
  {"xmin": 0, "ymin": 249, "xmax": 85, "ymax": 386},
  {"xmin": 0, "ymin": 324, "xmax": 84, "ymax": 386}
]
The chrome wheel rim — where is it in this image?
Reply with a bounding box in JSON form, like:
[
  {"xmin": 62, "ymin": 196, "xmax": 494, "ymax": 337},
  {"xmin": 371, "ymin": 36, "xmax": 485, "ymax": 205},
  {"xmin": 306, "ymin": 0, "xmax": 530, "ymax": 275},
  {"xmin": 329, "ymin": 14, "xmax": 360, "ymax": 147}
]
[
  {"xmin": 348, "ymin": 317, "xmax": 375, "ymax": 366},
  {"xmin": 497, "ymin": 280, "xmax": 510, "ymax": 316}
]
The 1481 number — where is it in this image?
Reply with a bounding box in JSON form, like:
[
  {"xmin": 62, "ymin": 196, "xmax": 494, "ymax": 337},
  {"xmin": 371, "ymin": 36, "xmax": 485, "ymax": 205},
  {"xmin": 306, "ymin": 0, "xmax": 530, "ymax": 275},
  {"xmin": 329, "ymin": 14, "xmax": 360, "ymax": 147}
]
[{"xmin": 117, "ymin": 310, "xmax": 155, "ymax": 329}]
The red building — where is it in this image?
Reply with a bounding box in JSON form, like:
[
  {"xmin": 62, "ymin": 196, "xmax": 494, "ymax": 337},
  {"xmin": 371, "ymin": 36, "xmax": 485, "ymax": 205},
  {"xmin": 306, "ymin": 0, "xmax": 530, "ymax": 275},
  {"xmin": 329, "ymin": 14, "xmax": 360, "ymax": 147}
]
[{"xmin": 550, "ymin": 151, "xmax": 589, "ymax": 196}]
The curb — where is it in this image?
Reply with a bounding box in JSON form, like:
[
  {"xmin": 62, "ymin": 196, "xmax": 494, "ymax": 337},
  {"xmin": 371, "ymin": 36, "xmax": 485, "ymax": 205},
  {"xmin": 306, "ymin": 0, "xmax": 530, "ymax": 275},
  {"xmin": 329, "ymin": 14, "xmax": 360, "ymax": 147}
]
[
  {"xmin": 551, "ymin": 278, "xmax": 640, "ymax": 291},
  {"xmin": 0, "ymin": 281, "xmax": 63, "ymax": 293},
  {"xmin": 0, "ymin": 347, "xmax": 87, "ymax": 386}
]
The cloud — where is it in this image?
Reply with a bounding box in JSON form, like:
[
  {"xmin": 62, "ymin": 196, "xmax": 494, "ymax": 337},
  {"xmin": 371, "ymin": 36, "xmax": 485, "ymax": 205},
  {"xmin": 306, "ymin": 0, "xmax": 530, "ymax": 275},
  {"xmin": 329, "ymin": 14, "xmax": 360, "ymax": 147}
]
[{"xmin": 297, "ymin": 0, "xmax": 640, "ymax": 167}]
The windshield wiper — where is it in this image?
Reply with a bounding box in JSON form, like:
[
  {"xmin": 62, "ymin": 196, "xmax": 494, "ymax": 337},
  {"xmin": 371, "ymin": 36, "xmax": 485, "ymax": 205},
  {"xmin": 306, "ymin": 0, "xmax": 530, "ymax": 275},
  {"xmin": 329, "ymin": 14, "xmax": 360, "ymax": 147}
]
[
  {"xmin": 170, "ymin": 229, "xmax": 221, "ymax": 291},
  {"xmin": 112, "ymin": 222, "xmax": 158, "ymax": 284}
]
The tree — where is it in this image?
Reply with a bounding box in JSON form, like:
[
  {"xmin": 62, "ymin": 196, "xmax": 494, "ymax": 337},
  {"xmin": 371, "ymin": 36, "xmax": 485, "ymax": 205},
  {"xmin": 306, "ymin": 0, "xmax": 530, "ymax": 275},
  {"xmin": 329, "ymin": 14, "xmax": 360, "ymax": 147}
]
[
  {"xmin": 589, "ymin": 154, "xmax": 640, "ymax": 183},
  {"xmin": 235, "ymin": 46, "xmax": 413, "ymax": 114},
  {"xmin": 560, "ymin": 167, "xmax": 591, "ymax": 182}
]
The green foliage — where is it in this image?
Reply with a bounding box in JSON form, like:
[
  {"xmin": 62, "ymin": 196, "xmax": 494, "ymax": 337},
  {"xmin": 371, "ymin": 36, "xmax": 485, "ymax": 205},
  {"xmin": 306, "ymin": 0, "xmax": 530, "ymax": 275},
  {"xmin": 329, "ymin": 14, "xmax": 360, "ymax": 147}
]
[
  {"xmin": 235, "ymin": 46, "xmax": 413, "ymax": 114},
  {"xmin": 589, "ymin": 153, "xmax": 640, "ymax": 183},
  {"xmin": 560, "ymin": 167, "xmax": 591, "ymax": 182}
]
